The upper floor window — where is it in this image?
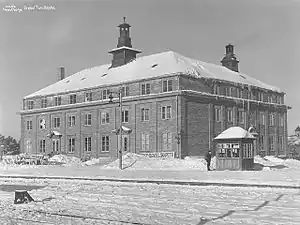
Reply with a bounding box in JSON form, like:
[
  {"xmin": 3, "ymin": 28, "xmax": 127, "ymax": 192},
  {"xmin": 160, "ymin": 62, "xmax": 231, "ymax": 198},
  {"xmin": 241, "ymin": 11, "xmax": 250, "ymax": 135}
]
[
  {"xmin": 122, "ymin": 110, "xmax": 129, "ymax": 123},
  {"xmin": 27, "ymin": 100, "xmax": 34, "ymax": 110},
  {"xmin": 69, "ymin": 94, "xmax": 77, "ymax": 104},
  {"xmin": 141, "ymin": 83, "xmax": 151, "ymax": 95},
  {"xmin": 141, "ymin": 108, "xmax": 150, "ymax": 121},
  {"xmin": 41, "ymin": 98, "xmax": 47, "ymax": 108},
  {"xmin": 238, "ymin": 109, "xmax": 245, "ymax": 124},
  {"xmin": 268, "ymin": 95, "xmax": 273, "ymax": 103},
  {"xmin": 54, "ymin": 96, "xmax": 61, "ymax": 106},
  {"xmin": 259, "ymin": 112, "xmax": 265, "ymax": 125},
  {"xmin": 26, "ymin": 120, "xmax": 33, "ymax": 130},
  {"xmin": 162, "ymin": 80, "xmax": 173, "ymax": 92},
  {"xmin": 102, "ymin": 89, "xmax": 110, "ymax": 100},
  {"xmin": 101, "ymin": 112, "xmax": 110, "ymax": 124},
  {"xmin": 215, "ymin": 106, "xmax": 221, "ymax": 122},
  {"xmin": 279, "ymin": 114, "xmax": 284, "ymax": 127},
  {"xmin": 269, "ymin": 113, "xmax": 275, "ymax": 126},
  {"xmin": 84, "ymin": 92, "xmax": 93, "ymax": 102},
  {"xmin": 68, "ymin": 115, "xmax": 76, "ymax": 127},
  {"xmin": 39, "ymin": 119, "xmax": 46, "ymax": 129},
  {"xmin": 84, "ymin": 113, "xmax": 92, "ymax": 126},
  {"xmin": 122, "ymin": 86, "xmax": 129, "ymax": 97},
  {"xmin": 161, "ymin": 106, "xmax": 172, "ymax": 120},
  {"xmin": 53, "ymin": 117, "xmax": 61, "ymax": 128},
  {"xmin": 227, "ymin": 108, "xmax": 233, "ymax": 122}
]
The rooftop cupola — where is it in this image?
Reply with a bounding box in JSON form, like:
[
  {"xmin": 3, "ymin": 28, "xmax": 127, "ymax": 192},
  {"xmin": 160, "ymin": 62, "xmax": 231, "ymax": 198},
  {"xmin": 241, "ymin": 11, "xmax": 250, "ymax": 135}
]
[
  {"xmin": 221, "ymin": 44, "xmax": 239, "ymax": 72},
  {"xmin": 108, "ymin": 17, "xmax": 141, "ymax": 68}
]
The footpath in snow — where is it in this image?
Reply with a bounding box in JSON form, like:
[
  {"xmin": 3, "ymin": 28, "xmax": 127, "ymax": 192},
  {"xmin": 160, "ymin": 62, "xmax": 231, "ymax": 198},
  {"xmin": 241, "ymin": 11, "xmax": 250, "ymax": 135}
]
[{"xmin": 1, "ymin": 153, "xmax": 300, "ymax": 187}]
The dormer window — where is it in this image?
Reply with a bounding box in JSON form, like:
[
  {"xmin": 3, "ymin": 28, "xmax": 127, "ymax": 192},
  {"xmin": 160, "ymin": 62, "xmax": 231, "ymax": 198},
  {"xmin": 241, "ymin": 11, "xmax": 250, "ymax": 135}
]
[
  {"xmin": 84, "ymin": 92, "xmax": 93, "ymax": 102},
  {"xmin": 41, "ymin": 98, "xmax": 47, "ymax": 108}
]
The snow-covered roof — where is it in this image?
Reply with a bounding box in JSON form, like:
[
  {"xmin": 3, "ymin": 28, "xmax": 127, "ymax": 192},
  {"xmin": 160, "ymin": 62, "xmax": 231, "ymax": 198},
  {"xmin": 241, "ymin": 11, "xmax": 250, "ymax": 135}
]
[
  {"xmin": 214, "ymin": 126, "xmax": 255, "ymax": 140},
  {"xmin": 24, "ymin": 51, "xmax": 280, "ymax": 99}
]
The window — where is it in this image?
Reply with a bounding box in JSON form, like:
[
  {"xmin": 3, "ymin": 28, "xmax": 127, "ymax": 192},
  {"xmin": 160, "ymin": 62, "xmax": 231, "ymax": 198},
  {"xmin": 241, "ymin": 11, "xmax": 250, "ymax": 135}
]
[
  {"xmin": 243, "ymin": 143, "xmax": 253, "ymax": 158},
  {"xmin": 39, "ymin": 139, "xmax": 46, "ymax": 153},
  {"xmin": 278, "ymin": 136, "xmax": 283, "ymax": 152},
  {"xmin": 53, "ymin": 117, "xmax": 60, "ymax": 128},
  {"xmin": 52, "ymin": 139, "xmax": 59, "ymax": 152},
  {"xmin": 122, "ymin": 110, "xmax": 129, "ymax": 123},
  {"xmin": 84, "ymin": 92, "xmax": 93, "ymax": 102},
  {"xmin": 141, "ymin": 83, "xmax": 151, "ymax": 95},
  {"xmin": 84, "ymin": 137, "xmax": 92, "ymax": 152},
  {"xmin": 101, "ymin": 136, "xmax": 109, "ymax": 152},
  {"xmin": 102, "ymin": 89, "xmax": 110, "ymax": 100},
  {"xmin": 268, "ymin": 95, "xmax": 273, "ymax": 103},
  {"xmin": 258, "ymin": 92, "xmax": 264, "ymax": 101},
  {"xmin": 230, "ymin": 87, "xmax": 235, "ymax": 97},
  {"xmin": 162, "ymin": 132, "xmax": 172, "ymax": 151},
  {"xmin": 84, "ymin": 113, "xmax": 92, "ymax": 126},
  {"xmin": 238, "ymin": 109, "xmax": 245, "ymax": 124},
  {"xmin": 39, "ymin": 119, "xmax": 46, "ymax": 129},
  {"xmin": 123, "ymin": 136, "xmax": 129, "ymax": 152},
  {"xmin": 26, "ymin": 120, "xmax": 33, "ymax": 130},
  {"xmin": 215, "ymin": 85, "xmax": 220, "ymax": 95},
  {"xmin": 162, "ymin": 80, "xmax": 173, "ymax": 92},
  {"xmin": 227, "ymin": 108, "xmax": 233, "ymax": 122},
  {"xmin": 141, "ymin": 133, "xmax": 150, "ymax": 151},
  {"xmin": 141, "ymin": 108, "xmax": 149, "ymax": 121},
  {"xmin": 27, "ymin": 100, "xmax": 34, "ymax": 110},
  {"xmin": 259, "ymin": 112, "xmax": 265, "ymax": 125},
  {"xmin": 101, "ymin": 112, "xmax": 110, "ymax": 124},
  {"xmin": 68, "ymin": 137, "xmax": 75, "ymax": 153},
  {"xmin": 68, "ymin": 115, "xmax": 76, "ymax": 127},
  {"xmin": 224, "ymin": 87, "xmax": 231, "ymax": 96},
  {"xmin": 269, "ymin": 113, "xmax": 275, "ymax": 126},
  {"xmin": 215, "ymin": 106, "xmax": 221, "ymax": 122},
  {"xmin": 25, "ymin": 139, "xmax": 32, "ymax": 153},
  {"xmin": 279, "ymin": 114, "xmax": 284, "ymax": 127},
  {"xmin": 259, "ymin": 136, "xmax": 264, "ymax": 150},
  {"xmin": 54, "ymin": 96, "xmax": 61, "ymax": 106},
  {"xmin": 41, "ymin": 98, "xmax": 47, "ymax": 108},
  {"xmin": 122, "ymin": 86, "xmax": 129, "ymax": 97},
  {"xmin": 269, "ymin": 136, "xmax": 275, "ymax": 152},
  {"xmin": 69, "ymin": 94, "xmax": 77, "ymax": 104},
  {"xmin": 161, "ymin": 106, "xmax": 172, "ymax": 120}
]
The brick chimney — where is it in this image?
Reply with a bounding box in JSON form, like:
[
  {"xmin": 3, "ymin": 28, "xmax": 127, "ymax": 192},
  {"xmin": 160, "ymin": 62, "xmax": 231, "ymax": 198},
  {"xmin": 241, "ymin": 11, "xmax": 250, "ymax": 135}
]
[
  {"xmin": 57, "ymin": 67, "xmax": 65, "ymax": 81},
  {"xmin": 221, "ymin": 44, "xmax": 239, "ymax": 72}
]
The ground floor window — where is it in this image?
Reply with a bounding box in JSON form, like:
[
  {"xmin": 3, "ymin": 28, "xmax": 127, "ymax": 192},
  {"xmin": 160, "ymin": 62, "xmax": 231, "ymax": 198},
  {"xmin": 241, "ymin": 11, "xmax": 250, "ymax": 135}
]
[
  {"xmin": 269, "ymin": 136, "xmax": 275, "ymax": 152},
  {"xmin": 84, "ymin": 137, "xmax": 92, "ymax": 152},
  {"xmin": 52, "ymin": 139, "xmax": 60, "ymax": 152},
  {"xmin": 39, "ymin": 139, "xmax": 46, "ymax": 153},
  {"xmin": 141, "ymin": 133, "xmax": 150, "ymax": 151},
  {"xmin": 68, "ymin": 137, "xmax": 75, "ymax": 153},
  {"xmin": 243, "ymin": 143, "xmax": 253, "ymax": 158},
  {"xmin": 25, "ymin": 139, "xmax": 32, "ymax": 153},
  {"xmin": 217, "ymin": 143, "xmax": 240, "ymax": 158},
  {"xmin": 162, "ymin": 132, "xmax": 172, "ymax": 151},
  {"xmin": 101, "ymin": 136, "xmax": 109, "ymax": 152},
  {"xmin": 123, "ymin": 136, "xmax": 129, "ymax": 152}
]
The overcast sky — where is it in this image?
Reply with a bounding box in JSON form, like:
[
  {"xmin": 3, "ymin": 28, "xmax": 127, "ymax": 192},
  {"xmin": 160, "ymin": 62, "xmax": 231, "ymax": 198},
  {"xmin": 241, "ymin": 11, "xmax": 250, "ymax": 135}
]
[{"xmin": 0, "ymin": 0, "xmax": 299, "ymax": 139}]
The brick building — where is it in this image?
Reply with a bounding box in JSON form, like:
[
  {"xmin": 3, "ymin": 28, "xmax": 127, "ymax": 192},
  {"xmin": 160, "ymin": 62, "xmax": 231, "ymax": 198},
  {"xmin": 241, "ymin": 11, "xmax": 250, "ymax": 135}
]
[{"xmin": 20, "ymin": 18, "xmax": 290, "ymax": 159}]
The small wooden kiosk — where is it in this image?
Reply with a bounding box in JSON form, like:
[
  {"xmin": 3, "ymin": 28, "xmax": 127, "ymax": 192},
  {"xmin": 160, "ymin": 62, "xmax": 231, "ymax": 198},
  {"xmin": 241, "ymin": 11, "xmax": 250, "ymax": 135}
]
[{"xmin": 214, "ymin": 126, "xmax": 255, "ymax": 171}]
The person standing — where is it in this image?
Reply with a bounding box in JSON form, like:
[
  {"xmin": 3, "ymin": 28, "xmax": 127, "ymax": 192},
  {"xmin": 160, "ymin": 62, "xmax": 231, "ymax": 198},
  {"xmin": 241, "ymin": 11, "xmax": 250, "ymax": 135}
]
[{"xmin": 205, "ymin": 150, "xmax": 212, "ymax": 171}]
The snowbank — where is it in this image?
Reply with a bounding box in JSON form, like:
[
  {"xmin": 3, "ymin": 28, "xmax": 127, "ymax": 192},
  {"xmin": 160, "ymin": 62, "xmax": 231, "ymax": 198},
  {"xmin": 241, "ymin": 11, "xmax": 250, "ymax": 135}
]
[
  {"xmin": 102, "ymin": 153, "xmax": 216, "ymax": 171},
  {"xmin": 254, "ymin": 155, "xmax": 300, "ymax": 170},
  {"xmin": 83, "ymin": 157, "xmax": 115, "ymax": 166},
  {"xmin": 48, "ymin": 154, "xmax": 83, "ymax": 166}
]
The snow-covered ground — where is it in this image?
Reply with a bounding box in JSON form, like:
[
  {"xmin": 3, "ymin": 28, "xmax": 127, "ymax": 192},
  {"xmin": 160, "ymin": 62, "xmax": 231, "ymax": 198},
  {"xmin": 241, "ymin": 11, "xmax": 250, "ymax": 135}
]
[
  {"xmin": 0, "ymin": 153, "xmax": 300, "ymax": 187},
  {"xmin": 0, "ymin": 178, "xmax": 299, "ymax": 225}
]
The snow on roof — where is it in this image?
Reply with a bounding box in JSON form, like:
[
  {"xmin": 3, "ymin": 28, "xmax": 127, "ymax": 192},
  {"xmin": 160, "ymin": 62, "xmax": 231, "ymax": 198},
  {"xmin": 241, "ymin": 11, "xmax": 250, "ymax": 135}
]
[
  {"xmin": 214, "ymin": 126, "xmax": 255, "ymax": 140},
  {"xmin": 24, "ymin": 51, "xmax": 280, "ymax": 99}
]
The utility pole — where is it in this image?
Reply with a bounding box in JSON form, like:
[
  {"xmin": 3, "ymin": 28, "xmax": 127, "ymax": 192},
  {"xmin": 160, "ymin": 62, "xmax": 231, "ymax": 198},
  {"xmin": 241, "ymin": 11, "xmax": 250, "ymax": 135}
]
[{"xmin": 109, "ymin": 88, "xmax": 123, "ymax": 170}]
